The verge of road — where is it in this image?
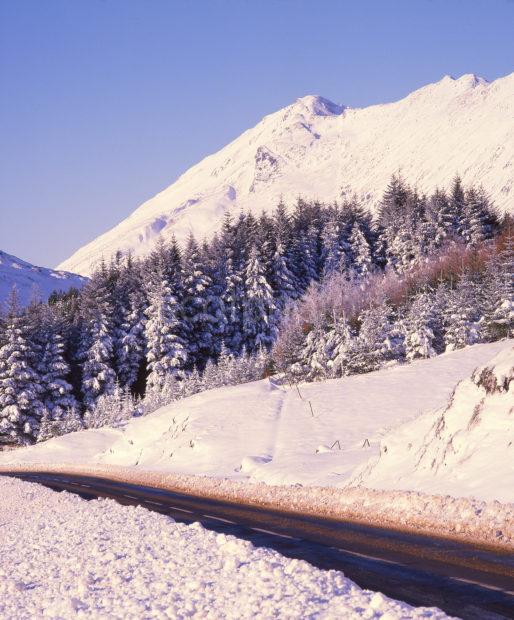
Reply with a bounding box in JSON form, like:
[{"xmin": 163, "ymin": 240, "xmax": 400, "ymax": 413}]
[{"xmin": 1, "ymin": 462, "xmax": 512, "ymax": 554}]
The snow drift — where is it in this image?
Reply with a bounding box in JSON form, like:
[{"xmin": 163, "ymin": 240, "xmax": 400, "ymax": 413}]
[
  {"xmin": 356, "ymin": 345, "xmax": 514, "ymax": 502},
  {"xmin": 58, "ymin": 72, "xmax": 514, "ymax": 275}
]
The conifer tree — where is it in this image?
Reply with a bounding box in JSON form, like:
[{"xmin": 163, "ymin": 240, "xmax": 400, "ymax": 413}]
[
  {"xmin": 0, "ymin": 288, "xmax": 44, "ymax": 444},
  {"xmin": 404, "ymin": 291, "xmax": 437, "ymax": 360},
  {"xmin": 145, "ymin": 271, "xmax": 188, "ymax": 391},
  {"xmin": 349, "ymin": 222, "xmax": 373, "ymax": 277},
  {"xmin": 79, "ymin": 271, "xmax": 117, "ymax": 409},
  {"xmin": 243, "ymin": 245, "xmax": 277, "ymax": 351}
]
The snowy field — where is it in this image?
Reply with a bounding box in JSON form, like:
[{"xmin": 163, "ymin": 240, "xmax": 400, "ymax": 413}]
[
  {"xmin": 0, "ymin": 476, "xmax": 451, "ymax": 620},
  {"xmin": 1, "ymin": 341, "xmax": 510, "ymax": 502}
]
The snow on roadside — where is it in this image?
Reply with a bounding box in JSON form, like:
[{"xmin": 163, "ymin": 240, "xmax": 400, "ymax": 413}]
[
  {"xmin": 0, "ymin": 476, "xmax": 452, "ymax": 620},
  {"xmin": 354, "ymin": 345, "xmax": 514, "ymax": 503},
  {"xmin": 2, "ymin": 462, "xmax": 512, "ymax": 551},
  {"xmin": 0, "ymin": 341, "xmax": 509, "ymax": 497}
]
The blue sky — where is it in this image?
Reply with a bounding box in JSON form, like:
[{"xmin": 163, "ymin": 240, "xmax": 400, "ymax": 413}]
[{"xmin": 1, "ymin": 0, "xmax": 513, "ymax": 268}]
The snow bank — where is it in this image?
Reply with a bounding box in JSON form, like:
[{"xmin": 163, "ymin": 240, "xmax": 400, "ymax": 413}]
[
  {"xmin": 356, "ymin": 345, "xmax": 514, "ymax": 503},
  {"xmin": 2, "ymin": 462, "xmax": 513, "ymax": 551},
  {"xmin": 0, "ymin": 476, "xmax": 451, "ymax": 619},
  {"xmin": 1, "ymin": 341, "xmax": 508, "ymax": 497}
]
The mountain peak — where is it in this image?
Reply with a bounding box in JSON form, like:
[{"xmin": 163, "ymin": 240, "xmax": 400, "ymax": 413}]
[
  {"xmin": 292, "ymin": 95, "xmax": 344, "ymax": 117},
  {"xmin": 58, "ymin": 73, "xmax": 514, "ymax": 275},
  {"xmin": 438, "ymin": 73, "xmax": 488, "ymax": 87}
]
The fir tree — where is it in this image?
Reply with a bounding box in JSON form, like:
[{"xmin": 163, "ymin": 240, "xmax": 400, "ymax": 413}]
[
  {"xmin": 145, "ymin": 272, "xmax": 188, "ymax": 391},
  {"xmin": 0, "ymin": 288, "xmax": 44, "ymax": 444},
  {"xmin": 404, "ymin": 291, "xmax": 437, "ymax": 360},
  {"xmin": 243, "ymin": 245, "xmax": 278, "ymax": 352},
  {"xmin": 79, "ymin": 273, "xmax": 117, "ymax": 409}
]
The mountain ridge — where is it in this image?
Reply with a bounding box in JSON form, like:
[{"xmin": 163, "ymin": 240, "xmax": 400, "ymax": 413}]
[
  {"xmin": 0, "ymin": 250, "xmax": 86, "ymax": 306},
  {"xmin": 58, "ymin": 72, "xmax": 514, "ymax": 275}
]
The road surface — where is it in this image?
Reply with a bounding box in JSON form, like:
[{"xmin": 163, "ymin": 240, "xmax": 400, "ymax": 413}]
[{"xmin": 4, "ymin": 471, "xmax": 514, "ymax": 619}]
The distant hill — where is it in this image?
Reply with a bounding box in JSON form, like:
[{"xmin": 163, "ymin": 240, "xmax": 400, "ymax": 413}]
[{"xmin": 0, "ymin": 249, "xmax": 86, "ymax": 307}]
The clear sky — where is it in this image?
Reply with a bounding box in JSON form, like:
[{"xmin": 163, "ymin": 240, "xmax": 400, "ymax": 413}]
[{"xmin": 1, "ymin": 0, "xmax": 513, "ymax": 268}]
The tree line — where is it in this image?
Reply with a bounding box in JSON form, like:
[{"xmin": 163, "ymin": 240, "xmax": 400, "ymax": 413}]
[{"xmin": 0, "ymin": 174, "xmax": 510, "ymax": 445}]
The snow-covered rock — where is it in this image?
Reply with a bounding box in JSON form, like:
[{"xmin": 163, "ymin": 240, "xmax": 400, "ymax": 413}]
[
  {"xmin": 0, "ymin": 249, "xmax": 86, "ymax": 306},
  {"xmin": 58, "ymin": 72, "xmax": 514, "ymax": 275},
  {"xmin": 356, "ymin": 345, "xmax": 514, "ymax": 502}
]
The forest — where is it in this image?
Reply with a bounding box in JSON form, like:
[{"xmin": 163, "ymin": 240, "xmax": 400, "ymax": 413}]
[{"xmin": 0, "ymin": 175, "xmax": 512, "ymax": 445}]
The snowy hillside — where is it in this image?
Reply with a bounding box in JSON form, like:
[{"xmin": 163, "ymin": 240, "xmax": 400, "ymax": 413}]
[
  {"xmin": 0, "ymin": 250, "xmax": 86, "ymax": 306},
  {"xmin": 1, "ymin": 340, "xmax": 511, "ymax": 503},
  {"xmin": 355, "ymin": 345, "xmax": 514, "ymax": 502},
  {"xmin": 58, "ymin": 72, "xmax": 514, "ymax": 275}
]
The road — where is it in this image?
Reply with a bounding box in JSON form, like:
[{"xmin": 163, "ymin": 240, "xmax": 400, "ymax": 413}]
[{"xmin": 4, "ymin": 471, "xmax": 514, "ymax": 619}]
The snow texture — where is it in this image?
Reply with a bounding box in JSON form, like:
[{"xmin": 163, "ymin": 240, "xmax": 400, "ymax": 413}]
[
  {"xmin": 0, "ymin": 250, "xmax": 86, "ymax": 306},
  {"xmin": 355, "ymin": 345, "xmax": 514, "ymax": 502},
  {"xmin": 1, "ymin": 341, "xmax": 513, "ymax": 549},
  {"xmin": 57, "ymin": 73, "xmax": 514, "ymax": 275},
  {"xmin": 0, "ymin": 476, "xmax": 452, "ymax": 619}
]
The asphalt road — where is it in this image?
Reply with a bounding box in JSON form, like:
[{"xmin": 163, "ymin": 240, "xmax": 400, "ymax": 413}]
[{"xmin": 5, "ymin": 471, "xmax": 514, "ymax": 619}]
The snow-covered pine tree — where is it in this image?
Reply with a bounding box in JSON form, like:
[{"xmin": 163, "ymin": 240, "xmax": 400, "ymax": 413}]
[
  {"xmin": 79, "ymin": 270, "xmax": 117, "ymax": 409},
  {"xmin": 182, "ymin": 234, "xmax": 218, "ymax": 368},
  {"xmin": 352, "ymin": 303, "xmax": 397, "ymax": 373},
  {"xmin": 36, "ymin": 305, "xmax": 77, "ymax": 424},
  {"xmin": 349, "ymin": 222, "xmax": 373, "ymax": 277},
  {"xmin": 220, "ymin": 213, "xmax": 245, "ymax": 354},
  {"xmin": 425, "ymin": 188, "xmax": 454, "ymax": 248},
  {"xmin": 243, "ymin": 244, "xmax": 278, "ymax": 352},
  {"xmin": 462, "ymin": 186, "xmax": 497, "ymax": 246},
  {"xmin": 483, "ymin": 227, "xmax": 514, "ymax": 339},
  {"xmin": 448, "ymin": 175, "xmax": 466, "ymax": 240},
  {"xmin": 321, "ymin": 216, "xmax": 344, "ymax": 278},
  {"xmin": 330, "ymin": 315, "xmax": 356, "ymax": 377},
  {"xmin": 443, "ymin": 271, "xmax": 482, "ymax": 351},
  {"xmin": 144, "ymin": 270, "xmax": 188, "ymax": 392},
  {"xmin": 0, "ymin": 287, "xmax": 44, "ymax": 445},
  {"xmin": 404, "ymin": 291, "xmax": 437, "ymax": 360},
  {"xmin": 270, "ymin": 241, "xmax": 297, "ymax": 313}
]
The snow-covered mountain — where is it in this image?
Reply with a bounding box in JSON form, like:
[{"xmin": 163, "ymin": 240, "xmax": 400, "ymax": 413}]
[
  {"xmin": 0, "ymin": 250, "xmax": 86, "ymax": 307},
  {"xmin": 59, "ymin": 72, "xmax": 514, "ymax": 275}
]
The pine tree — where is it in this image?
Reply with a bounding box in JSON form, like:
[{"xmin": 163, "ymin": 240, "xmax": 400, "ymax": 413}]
[
  {"xmin": 449, "ymin": 175, "xmax": 466, "ymax": 239},
  {"xmin": 349, "ymin": 222, "xmax": 373, "ymax": 277},
  {"xmin": 0, "ymin": 288, "xmax": 44, "ymax": 444},
  {"xmin": 79, "ymin": 273, "xmax": 117, "ymax": 409},
  {"xmin": 443, "ymin": 272, "xmax": 482, "ymax": 350},
  {"xmin": 144, "ymin": 272, "xmax": 188, "ymax": 391},
  {"xmin": 462, "ymin": 186, "xmax": 497, "ymax": 246},
  {"xmin": 243, "ymin": 245, "xmax": 278, "ymax": 352},
  {"xmin": 270, "ymin": 241, "xmax": 297, "ymax": 312},
  {"xmin": 37, "ymin": 307, "xmax": 77, "ymax": 422},
  {"xmin": 404, "ymin": 291, "xmax": 437, "ymax": 360},
  {"xmin": 352, "ymin": 303, "xmax": 397, "ymax": 372},
  {"xmin": 183, "ymin": 234, "xmax": 219, "ymax": 368},
  {"xmin": 483, "ymin": 228, "xmax": 514, "ymax": 339}
]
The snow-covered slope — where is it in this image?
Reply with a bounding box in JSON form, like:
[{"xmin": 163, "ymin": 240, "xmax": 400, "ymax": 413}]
[
  {"xmin": 59, "ymin": 72, "xmax": 514, "ymax": 275},
  {"xmin": 0, "ymin": 250, "xmax": 86, "ymax": 306},
  {"xmin": 2, "ymin": 340, "xmax": 511, "ymax": 503},
  {"xmin": 355, "ymin": 345, "xmax": 514, "ymax": 502}
]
